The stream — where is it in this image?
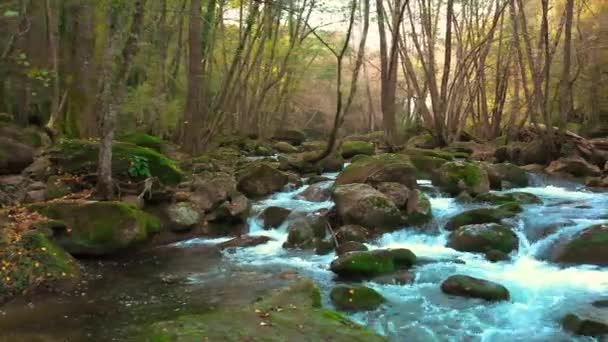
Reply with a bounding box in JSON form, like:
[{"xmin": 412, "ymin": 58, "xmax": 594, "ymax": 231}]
[{"xmin": 1, "ymin": 170, "xmax": 607, "ymax": 341}]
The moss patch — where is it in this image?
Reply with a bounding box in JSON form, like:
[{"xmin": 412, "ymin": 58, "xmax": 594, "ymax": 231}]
[
  {"xmin": 330, "ymin": 249, "xmax": 416, "ymax": 278},
  {"xmin": 118, "ymin": 133, "xmax": 167, "ymax": 151},
  {"xmin": 445, "ymin": 203, "xmax": 522, "ymax": 231},
  {"xmin": 335, "ymin": 154, "xmax": 416, "ymax": 187},
  {"xmin": 330, "ymin": 285, "xmax": 386, "ymax": 311},
  {"xmin": 341, "ymin": 141, "xmax": 375, "ymax": 159}
]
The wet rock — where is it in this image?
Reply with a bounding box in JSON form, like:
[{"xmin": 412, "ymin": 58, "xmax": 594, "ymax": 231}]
[
  {"xmin": 260, "ymin": 206, "xmax": 292, "ymax": 229},
  {"xmin": 485, "ymin": 249, "xmax": 510, "ymax": 262},
  {"xmin": 166, "ymin": 202, "xmax": 201, "ymax": 232},
  {"xmin": 435, "ymin": 161, "xmax": 490, "ymax": 196},
  {"xmin": 481, "ymin": 162, "xmax": 529, "ymax": 190},
  {"xmin": 336, "ymin": 241, "xmax": 368, "ymax": 255},
  {"xmin": 441, "ymin": 275, "xmax": 510, "ymax": 301},
  {"xmin": 372, "ymin": 270, "xmax": 414, "ymax": 285},
  {"xmin": 445, "ymin": 202, "xmax": 522, "ymax": 231},
  {"xmin": 207, "ymin": 192, "xmax": 251, "ymax": 224},
  {"xmin": 562, "ymin": 307, "xmax": 608, "ymax": 337},
  {"xmin": 274, "ymin": 141, "xmax": 299, "ymax": 154},
  {"xmin": 473, "ymin": 192, "xmax": 542, "ymax": 205},
  {"xmin": 187, "ymin": 173, "xmax": 237, "ymax": 211},
  {"xmin": 333, "ymin": 183, "xmax": 405, "ymax": 231},
  {"xmin": 341, "ymin": 141, "xmax": 375, "ymax": 159},
  {"xmin": 405, "ymin": 190, "xmax": 432, "ymax": 225},
  {"xmin": 330, "ymin": 248, "xmax": 416, "ymax": 278},
  {"xmin": 546, "ymin": 156, "xmax": 602, "ymax": 178},
  {"xmin": 0, "ymin": 137, "xmax": 34, "ymax": 175},
  {"xmin": 237, "ymin": 163, "xmax": 288, "ymax": 197},
  {"xmin": 552, "ymin": 224, "xmax": 608, "ymax": 266},
  {"xmin": 335, "ymin": 154, "xmax": 417, "ymax": 188},
  {"xmin": 297, "ymin": 183, "xmax": 331, "ymax": 202},
  {"xmin": 30, "ymin": 201, "xmax": 161, "ymax": 256},
  {"xmin": 335, "ymin": 225, "xmax": 370, "ymax": 244},
  {"xmin": 375, "ymin": 182, "xmax": 410, "ymax": 208},
  {"xmin": 307, "ymin": 175, "xmax": 332, "ymax": 184},
  {"xmin": 495, "ymin": 140, "xmax": 550, "ymax": 166},
  {"xmin": 284, "ymin": 213, "xmax": 328, "ymax": 249},
  {"xmin": 217, "ymin": 235, "xmax": 272, "ymax": 249},
  {"xmin": 447, "ymin": 223, "xmax": 519, "ymax": 255},
  {"xmin": 320, "ymin": 151, "xmax": 345, "ymax": 173},
  {"xmin": 330, "ymin": 285, "xmax": 385, "ymax": 311},
  {"xmin": 273, "ymin": 129, "xmax": 307, "ymax": 146},
  {"xmin": 314, "ymin": 237, "xmax": 336, "ymax": 255}
]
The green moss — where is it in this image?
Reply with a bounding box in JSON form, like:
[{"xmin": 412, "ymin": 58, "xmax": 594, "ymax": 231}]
[
  {"xmin": 341, "ymin": 141, "xmax": 375, "ymax": 159},
  {"xmin": 52, "ymin": 139, "xmax": 183, "ymax": 185},
  {"xmin": 330, "ymin": 249, "xmax": 416, "ymax": 278},
  {"xmin": 335, "ymin": 154, "xmax": 416, "ymax": 186},
  {"xmin": 118, "ymin": 133, "xmax": 166, "ymax": 151},
  {"xmin": 474, "ymin": 192, "xmax": 542, "ymax": 205},
  {"xmin": 330, "ymin": 285, "xmax": 385, "ymax": 311},
  {"xmin": 403, "ymin": 148, "xmax": 457, "ymax": 161},
  {"xmin": 445, "ymin": 203, "xmax": 521, "ymax": 231}
]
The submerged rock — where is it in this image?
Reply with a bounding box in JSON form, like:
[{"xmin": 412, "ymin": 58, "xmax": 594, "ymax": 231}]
[
  {"xmin": 237, "ymin": 163, "xmax": 288, "ymax": 197},
  {"xmin": 330, "ymin": 248, "xmax": 416, "ymax": 278},
  {"xmin": 445, "ymin": 203, "xmax": 522, "ymax": 231},
  {"xmin": 372, "ymin": 270, "xmax": 414, "ymax": 285},
  {"xmin": 330, "ymin": 285, "xmax": 385, "ymax": 311},
  {"xmin": 139, "ymin": 279, "xmax": 385, "ymax": 341},
  {"xmin": 341, "ymin": 141, "xmax": 375, "ymax": 159},
  {"xmin": 435, "ymin": 161, "xmax": 490, "ymax": 196},
  {"xmin": 447, "ymin": 223, "xmax": 519, "ymax": 255},
  {"xmin": 260, "ymin": 206, "xmax": 292, "ymax": 229},
  {"xmin": 335, "ymin": 154, "xmax": 417, "ymax": 188},
  {"xmin": 31, "ymin": 201, "xmax": 161, "ymax": 256},
  {"xmin": 552, "ymin": 224, "xmax": 608, "ymax": 266},
  {"xmin": 441, "ymin": 275, "xmax": 510, "ymax": 301}
]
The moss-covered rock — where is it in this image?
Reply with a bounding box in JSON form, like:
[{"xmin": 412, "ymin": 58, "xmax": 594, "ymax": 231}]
[
  {"xmin": 274, "ymin": 141, "xmax": 298, "ymax": 154},
  {"xmin": 118, "ymin": 132, "xmax": 166, "ymax": 152},
  {"xmin": 49, "ymin": 139, "xmax": 183, "ymax": 185},
  {"xmin": 335, "ymin": 154, "xmax": 417, "ymax": 188},
  {"xmin": 405, "ymin": 190, "xmax": 432, "ymax": 225},
  {"xmin": 441, "ymin": 275, "xmax": 510, "ymax": 301},
  {"xmin": 447, "ymin": 223, "xmax": 519, "ymax": 255},
  {"xmin": 335, "ymin": 225, "xmax": 370, "ymax": 244},
  {"xmin": 259, "ymin": 206, "xmax": 292, "ymax": 229},
  {"xmin": 546, "ymin": 156, "xmax": 602, "ymax": 178},
  {"xmin": 445, "ymin": 203, "xmax": 522, "ymax": 231},
  {"xmin": 552, "ymin": 224, "xmax": 608, "ymax": 266},
  {"xmin": 435, "ymin": 161, "xmax": 490, "ymax": 196},
  {"xmin": 273, "ymin": 129, "xmax": 307, "ymax": 146},
  {"xmin": 138, "ymin": 279, "xmax": 385, "ymax": 342},
  {"xmin": 375, "ymin": 182, "xmax": 410, "ymax": 208},
  {"xmin": 333, "ymin": 183, "xmax": 405, "ymax": 231},
  {"xmin": 0, "ymin": 137, "xmax": 35, "ymax": 175},
  {"xmin": 166, "ymin": 202, "xmax": 201, "ymax": 232},
  {"xmin": 31, "ymin": 201, "xmax": 161, "ymax": 256},
  {"xmin": 562, "ymin": 308, "xmax": 608, "ymax": 337},
  {"xmin": 481, "ymin": 162, "xmax": 529, "ymax": 190},
  {"xmin": 473, "ymin": 192, "xmax": 542, "ymax": 205},
  {"xmin": 0, "ymin": 231, "xmax": 81, "ymax": 304},
  {"xmin": 236, "ymin": 163, "xmax": 288, "ymax": 198},
  {"xmin": 330, "ymin": 285, "xmax": 385, "ymax": 311},
  {"xmin": 330, "ymin": 248, "xmax": 416, "ymax": 278},
  {"xmin": 336, "ymin": 241, "xmax": 369, "ymax": 255},
  {"xmin": 341, "ymin": 141, "xmax": 375, "ymax": 159},
  {"xmin": 283, "ymin": 213, "xmax": 329, "ymax": 250},
  {"xmin": 495, "ymin": 140, "xmax": 551, "ymax": 165}
]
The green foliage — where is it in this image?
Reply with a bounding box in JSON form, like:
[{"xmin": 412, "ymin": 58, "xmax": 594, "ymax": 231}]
[{"xmin": 128, "ymin": 155, "xmax": 151, "ymax": 178}]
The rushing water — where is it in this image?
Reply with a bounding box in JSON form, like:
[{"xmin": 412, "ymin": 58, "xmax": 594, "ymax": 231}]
[{"xmin": 185, "ymin": 171, "xmax": 608, "ymax": 342}]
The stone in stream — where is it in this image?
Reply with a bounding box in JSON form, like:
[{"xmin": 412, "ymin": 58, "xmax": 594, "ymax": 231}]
[
  {"xmin": 480, "ymin": 162, "xmax": 529, "ymax": 190},
  {"xmin": 372, "ymin": 270, "xmax": 414, "ymax": 285},
  {"xmin": 546, "ymin": 156, "xmax": 602, "ymax": 178},
  {"xmin": 307, "ymin": 175, "xmax": 332, "ymax": 185},
  {"xmin": 217, "ymin": 235, "xmax": 273, "ymax": 250},
  {"xmin": 434, "ymin": 161, "xmax": 490, "ymax": 196},
  {"xmin": 335, "ymin": 153, "xmax": 417, "ymax": 188},
  {"xmin": 447, "ymin": 223, "xmax": 519, "ymax": 256},
  {"xmin": 330, "ymin": 285, "xmax": 385, "ymax": 311},
  {"xmin": 165, "ymin": 202, "xmax": 201, "ymax": 232},
  {"xmin": 296, "ymin": 183, "xmax": 331, "ymax": 202},
  {"xmin": 332, "ymin": 183, "xmax": 406, "ymax": 231},
  {"xmin": 236, "ymin": 162, "xmax": 288, "ymax": 198},
  {"xmin": 441, "ymin": 275, "xmax": 510, "ymax": 301},
  {"xmin": 562, "ymin": 306, "xmax": 608, "ymax": 337},
  {"xmin": 445, "ymin": 202, "xmax": 522, "ymax": 231},
  {"xmin": 283, "ymin": 212, "xmax": 330, "ymax": 250},
  {"xmin": 340, "ymin": 140, "xmax": 375, "ymax": 159},
  {"xmin": 335, "ymin": 241, "xmax": 369, "ymax": 255},
  {"xmin": 330, "ymin": 248, "xmax": 416, "ymax": 278},
  {"xmin": 335, "ymin": 225, "xmax": 370, "ymax": 244},
  {"xmin": 551, "ymin": 224, "xmax": 608, "ymax": 266},
  {"xmin": 375, "ymin": 182, "xmax": 410, "ymax": 208},
  {"xmin": 206, "ymin": 192, "xmax": 251, "ymax": 224},
  {"xmin": 473, "ymin": 191, "xmax": 542, "ymax": 205},
  {"xmin": 140, "ymin": 279, "xmax": 385, "ymax": 341},
  {"xmin": 259, "ymin": 206, "xmax": 292, "ymax": 229},
  {"xmin": 273, "ymin": 141, "xmax": 298, "ymax": 154}
]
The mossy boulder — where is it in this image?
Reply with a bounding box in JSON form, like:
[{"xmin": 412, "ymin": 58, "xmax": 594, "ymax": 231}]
[
  {"xmin": 333, "ymin": 183, "xmax": 405, "ymax": 231},
  {"xmin": 441, "ymin": 275, "xmax": 510, "ymax": 301},
  {"xmin": 336, "ymin": 241, "xmax": 369, "ymax": 255},
  {"xmin": 495, "ymin": 140, "xmax": 550, "ymax": 165},
  {"xmin": 49, "ymin": 139, "xmax": 183, "ymax": 185},
  {"xmin": 297, "ymin": 183, "xmax": 331, "ymax": 202},
  {"xmin": 473, "ymin": 192, "xmax": 542, "ymax": 205},
  {"xmin": 330, "ymin": 248, "xmax": 416, "ymax": 278},
  {"xmin": 274, "ymin": 141, "xmax": 298, "ymax": 154},
  {"xmin": 31, "ymin": 201, "xmax": 161, "ymax": 256},
  {"xmin": 335, "ymin": 154, "xmax": 417, "ymax": 188},
  {"xmin": 138, "ymin": 279, "xmax": 385, "ymax": 342},
  {"xmin": 118, "ymin": 132, "xmax": 166, "ymax": 152},
  {"xmin": 405, "ymin": 190, "xmax": 432, "ymax": 225},
  {"xmin": 330, "ymin": 285, "xmax": 386, "ymax": 311},
  {"xmin": 552, "ymin": 224, "xmax": 608, "ymax": 266},
  {"xmin": 206, "ymin": 192, "xmax": 251, "ymax": 224},
  {"xmin": 166, "ymin": 202, "xmax": 201, "ymax": 232},
  {"xmin": 273, "ymin": 129, "xmax": 307, "ymax": 146},
  {"xmin": 545, "ymin": 156, "xmax": 602, "ymax": 178},
  {"xmin": 375, "ymin": 182, "xmax": 410, "ymax": 208},
  {"xmin": 236, "ymin": 163, "xmax": 288, "ymax": 198},
  {"xmin": 435, "ymin": 161, "xmax": 490, "ymax": 196},
  {"xmin": 445, "ymin": 203, "xmax": 522, "ymax": 231},
  {"xmin": 447, "ymin": 223, "xmax": 519, "ymax": 256},
  {"xmin": 0, "ymin": 137, "xmax": 35, "ymax": 175},
  {"xmin": 0, "ymin": 231, "xmax": 81, "ymax": 304},
  {"xmin": 259, "ymin": 206, "xmax": 292, "ymax": 229},
  {"xmin": 283, "ymin": 213, "xmax": 329, "ymax": 250},
  {"xmin": 341, "ymin": 141, "xmax": 375, "ymax": 159},
  {"xmin": 481, "ymin": 162, "xmax": 529, "ymax": 190},
  {"xmin": 335, "ymin": 225, "xmax": 370, "ymax": 244}
]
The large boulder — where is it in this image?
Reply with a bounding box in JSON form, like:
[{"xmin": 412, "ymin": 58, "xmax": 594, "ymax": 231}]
[
  {"xmin": 206, "ymin": 192, "xmax": 250, "ymax": 223},
  {"xmin": 552, "ymin": 224, "xmax": 608, "ymax": 266},
  {"xmin": 441, "ymin": 275, "xmax": 510, "ymax": 301},
  {"xmin": 481, "ymin": 162, "xmax": 529, "ymax": 190},
  {"xmin": 447, "ymin": 223, "xmax": 519, "ymax": 256},
  {"xmin": 330, "ymin": 285, "xmax": 385, "ymax": 311},
  {"xmin": 273, "ymin": 129, "xmax": 307, "ymax": 146},
  {"xmin": 0, "ymin": 137, "xmax": 35, "ymax": 175},
  {"xmin": 445, "ymin": 203, "xmax": 522, "ymax": 231},
  {"xmin": 283, "ymin": 212, "xmax": 329, "ymax": 250},
  {"xmin": 545, "ymin": 156, "xmax": 602, "ymax": 178},
  {"xmin": 562, "ymin": 306, "xmax": 608, "ymax": 337},
  {"xmin": 188, "ymin": 172, "xmax": 237, "ymax": 212},
  {"xmin": 435, "ymin": 161, "xmax": 490, "ymax": 196},
  {"xmin": 31, "ymin": 201, "xmax": 161, "ymax": 256},
  {"xmin": 335, "ymin": 225, "xmax": 370, "ymax": 244},
  {"xmin": 333, "ymin": 183, "xmax": 405, "ymax": 231},
  {"xmin": 330, "ymin": 248, "xmax": 416, "ymax": 278},
  {"xmin": 165, "ymin": 202, "xmax": 201, "ymax": 232},
  {"xmin": 341, "ymin": 141, "xmax": 375, "ymax": 159},
  {"xmin": 49, "ymin": 139, "xmax": 183, "ymax": 185},
  {"xmin": 274, "ymin": 141, "xmax": 298, "ymax": 154},
  {"xmin": 495, "ymin": 140, "xmax": 550, "ymax": 166},
  {"xmin": 405, "ymin": 190, "xmax": 432, "ymax": 225},
  {"xmin": 335, "ymin": 154, "xmax": 417, "ymax": 188},
  {"xmin": 473, "ymin": 192, "xmax": 542, "ymax": 205},
  {"xmin": 375, "ymin": 182, "xmax": 410, "ymax": 208},
  {"xmin": 237, "ymin": 163, "xmax": 288, "ymax": 197},
  {"xmin": 259, "ymin": 206, "xmax": 292, "ymax": 229},
  {"xmin": 297, "ymin": 183, "xmax": 331, "ymax": 202}
]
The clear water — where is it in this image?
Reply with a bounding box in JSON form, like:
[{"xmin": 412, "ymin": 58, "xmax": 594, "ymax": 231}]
[{"xmin": 185, "ymin": 173, "xmax": 608, "ymax": 342}]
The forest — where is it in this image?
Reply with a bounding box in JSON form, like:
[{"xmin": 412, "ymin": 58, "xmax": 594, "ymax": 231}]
[{"xmin": 0, "ymin": 0, "xmax": 607, "ymax": 341}]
